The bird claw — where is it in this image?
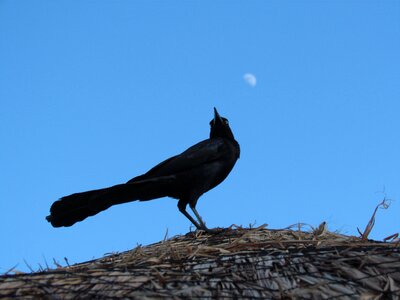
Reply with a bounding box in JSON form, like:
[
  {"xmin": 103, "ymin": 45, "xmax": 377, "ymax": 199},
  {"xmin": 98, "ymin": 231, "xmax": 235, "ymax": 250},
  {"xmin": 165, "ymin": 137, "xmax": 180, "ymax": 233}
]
[{"xmin": 200, "ymin": 227, "xmax": 225, "ymax": 234}]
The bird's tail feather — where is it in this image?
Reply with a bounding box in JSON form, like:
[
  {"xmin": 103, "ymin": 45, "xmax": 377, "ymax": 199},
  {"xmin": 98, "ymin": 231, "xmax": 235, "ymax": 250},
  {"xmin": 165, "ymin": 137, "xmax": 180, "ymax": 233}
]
[{"xmin": 46, "ymin": 176, "xmax": 177, "ymax": 227}]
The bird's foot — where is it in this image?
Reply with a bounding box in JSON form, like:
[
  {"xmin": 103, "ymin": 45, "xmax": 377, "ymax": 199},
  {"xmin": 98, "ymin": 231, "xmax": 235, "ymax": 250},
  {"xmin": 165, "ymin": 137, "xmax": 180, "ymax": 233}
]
[{"xmin": 199, "ymin": 227, "xmax": 225, "ymax": 234}]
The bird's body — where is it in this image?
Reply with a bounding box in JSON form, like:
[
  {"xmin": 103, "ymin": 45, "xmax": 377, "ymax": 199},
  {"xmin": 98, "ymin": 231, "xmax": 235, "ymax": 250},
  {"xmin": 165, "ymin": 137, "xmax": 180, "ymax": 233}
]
[
  {"xmin": 46, "ymin": 108, "xmax": 239, "ymax": 232},
  {"xmin": 128, "ymin": 137, "xmax": 239, "ymax": 200}
]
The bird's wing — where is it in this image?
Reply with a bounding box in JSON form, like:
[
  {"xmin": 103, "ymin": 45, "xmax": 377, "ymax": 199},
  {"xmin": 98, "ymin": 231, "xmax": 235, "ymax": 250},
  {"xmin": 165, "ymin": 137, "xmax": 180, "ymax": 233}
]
[{"xmin": 127, "ymin": 138, "xmax": 228, "ymax": 182}]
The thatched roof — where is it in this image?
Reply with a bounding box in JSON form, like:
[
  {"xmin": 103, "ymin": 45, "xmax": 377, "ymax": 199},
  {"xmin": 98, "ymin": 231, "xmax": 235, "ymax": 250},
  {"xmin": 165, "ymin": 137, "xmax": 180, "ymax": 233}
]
[{"xmin": 1, "ymin": 225, "xmax": 399, "ymax": 299}]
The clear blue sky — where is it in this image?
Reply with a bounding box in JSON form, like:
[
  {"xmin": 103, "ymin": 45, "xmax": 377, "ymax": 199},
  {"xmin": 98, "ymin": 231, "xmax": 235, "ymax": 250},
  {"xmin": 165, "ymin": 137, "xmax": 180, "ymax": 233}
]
[{"xmin": 1, "ymin": 1, "xmax": 399, "ymax": 272}]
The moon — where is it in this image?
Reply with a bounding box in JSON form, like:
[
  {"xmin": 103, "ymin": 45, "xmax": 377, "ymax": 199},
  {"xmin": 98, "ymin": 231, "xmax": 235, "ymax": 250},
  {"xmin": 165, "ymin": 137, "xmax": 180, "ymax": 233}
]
[{"xmin": 243, "ymin": 73, "xmax": 257, "ymax": 87}]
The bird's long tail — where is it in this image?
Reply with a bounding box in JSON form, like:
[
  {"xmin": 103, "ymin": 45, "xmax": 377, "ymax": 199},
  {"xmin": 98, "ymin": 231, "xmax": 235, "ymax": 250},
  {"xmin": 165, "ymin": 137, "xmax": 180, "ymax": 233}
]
[{"xmin": 46, "ymin": 176, "xmax": 176, "ymax": 227}]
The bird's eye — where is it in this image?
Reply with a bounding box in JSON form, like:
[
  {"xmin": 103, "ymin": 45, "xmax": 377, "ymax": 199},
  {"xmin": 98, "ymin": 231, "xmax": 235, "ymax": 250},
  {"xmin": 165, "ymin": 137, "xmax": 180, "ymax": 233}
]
[{"xmin": 224, "ymin": 120, "xmax": 229, "ymax": 125}]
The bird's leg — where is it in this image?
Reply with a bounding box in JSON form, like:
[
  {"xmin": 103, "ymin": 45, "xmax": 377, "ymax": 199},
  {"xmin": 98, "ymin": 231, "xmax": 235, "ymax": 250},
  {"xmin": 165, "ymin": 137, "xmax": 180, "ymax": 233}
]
[
  {"xmin": 190, "ymin": 204, "xmax": 218, "ymax": 234},
  {"xmin": 190, "ymin": 205, "xmax": 207, "ymax": 229},
  {"xmin": 178, "ymin": 200, "xmax": 202, "ymax": 230}
]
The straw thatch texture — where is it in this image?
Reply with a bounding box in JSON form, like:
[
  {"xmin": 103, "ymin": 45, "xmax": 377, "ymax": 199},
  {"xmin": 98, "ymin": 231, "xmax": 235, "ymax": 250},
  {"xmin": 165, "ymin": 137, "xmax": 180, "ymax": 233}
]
[{"xmin": 1, "ymin": 225, "xmax": 399, "ymax": 299}]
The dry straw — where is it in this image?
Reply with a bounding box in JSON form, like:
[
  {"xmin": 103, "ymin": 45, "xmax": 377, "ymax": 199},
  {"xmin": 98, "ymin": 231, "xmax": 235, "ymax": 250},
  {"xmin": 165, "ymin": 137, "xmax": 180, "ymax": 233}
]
[{"xmin": 1, "ymin": 224, "xmax": 399, "ymax": 299}]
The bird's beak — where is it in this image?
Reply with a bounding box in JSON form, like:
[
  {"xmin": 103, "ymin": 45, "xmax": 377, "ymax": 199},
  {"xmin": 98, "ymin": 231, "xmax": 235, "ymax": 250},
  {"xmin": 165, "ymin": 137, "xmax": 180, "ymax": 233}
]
[{"xmin": 214, "ymin": 107, "xmax": 222, "ymax": 123}]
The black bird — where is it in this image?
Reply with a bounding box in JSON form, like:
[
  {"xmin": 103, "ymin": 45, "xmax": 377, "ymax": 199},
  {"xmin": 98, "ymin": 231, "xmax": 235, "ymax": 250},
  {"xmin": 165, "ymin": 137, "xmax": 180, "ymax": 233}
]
[{"xmin": 46, "ymin": 108, "xmax": 240, "ymax": 232}]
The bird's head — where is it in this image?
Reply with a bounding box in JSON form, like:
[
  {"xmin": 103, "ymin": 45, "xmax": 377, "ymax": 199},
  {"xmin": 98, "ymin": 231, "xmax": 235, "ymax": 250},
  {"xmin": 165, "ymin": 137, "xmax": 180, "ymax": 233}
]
[{"xmin": 209, "ymin": 107, "xmax": 235, "ymax": 140}]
